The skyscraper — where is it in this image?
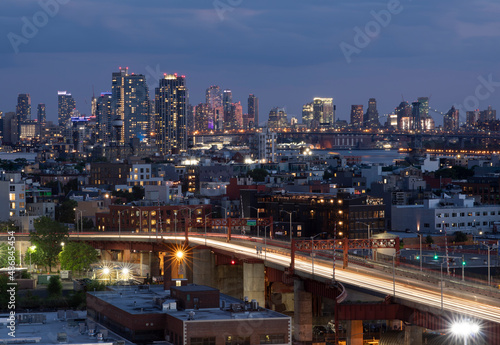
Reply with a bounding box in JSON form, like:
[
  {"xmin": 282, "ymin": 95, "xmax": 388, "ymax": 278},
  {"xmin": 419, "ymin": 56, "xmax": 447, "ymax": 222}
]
[
  {"xmin": 444, "ymin": 106, "xmax": 459, "ymax": 132},
  {"xmin": 155, "ymin": 74, "xmax": 188, "ymax": 155},
  {"xmin": 229, "ymin": 102, "xmax": 243, "ymax": 129},
  {"xmin": 466, "ymin": 110, "xmax": 480, "ymax": 128},
  {"xmin": 58, "ymin": 91, "xmax": 76, "ymax": 128},
  {"xmin": 222, "ymin": 90, "xmax": 232, "ymax": 126},
  {"xmin": 411, "ymin": 102, "xmax": 421, "ymax": 131},
  {"xmin": 350, "ymin": 105, "xmax": 363, "ymax": 128},
  {"xmin": 479, "ymin": 105, "xmax": 496, "ymax": 123},
  {"xmin": 248, "ymin": 94, "xmax": 259, "ymax": 128},
  {"xmin": 111, "ymin": 67, "xmax": 150, "ymax": 144},
  {"xmin": 395, "ymin": 101, "xmax": 412, "ymax": 131},
  {"xmin": 206, "ymin": 86, "xmax": 222, "ymax": 108},
  {"xmin": 267, "ymin": 107, "xmax": 288, "ymax": 129},
  {"xmin": 364, "ymin": 98, "xmax": 379, "ymax": 128},
  {"xmin": 96, "ymin": 92, "xmax": 112, "ymax": 143},
  {"xmin": 302, "ymin": 103, "xmax": 314, "ymax": 128},
  {"xmin": 313, "ymin": 98, "xmax": 334, "ymax": 127},
  {"xmin": 194, "ymin": 103, "xmax": 212, "ymax": 131},
  {"xmin": 37, "ymin": 104, "xmax": 46, "ymax": 126},
  {"xmin": 16, "ymin": 94, "xmax": 31, "ymax": 123}
]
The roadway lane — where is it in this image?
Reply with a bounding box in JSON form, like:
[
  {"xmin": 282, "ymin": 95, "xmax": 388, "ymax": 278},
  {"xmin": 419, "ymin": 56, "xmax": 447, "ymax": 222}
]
[{"xmin": 78, "ymin": 233, "xmax": 500, "ymax": 324}]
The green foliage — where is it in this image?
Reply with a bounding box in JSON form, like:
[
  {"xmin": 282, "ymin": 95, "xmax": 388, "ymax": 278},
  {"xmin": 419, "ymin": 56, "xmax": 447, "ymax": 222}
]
[
  {"xmin": 247, "ymin": 168, "xmax": 269, "ymax": 182},
  {"xmin": 0, "ymin": 275, "xmax": 10, "ymax": 310},
  {"xmin": 435, "ymin": 166, "xmax": 474, "ymax": 180},
  {"xmin": 56, "ymin": 200, "xmax": 78, "ymax": 224},
  {"xmin": 0, "ymin": 243, "xmax": 20, "ymax": 267},
  {"xmin": 18, "ymin": 290, "xmax": 41, "ymax": 309},
  {"xmin": 47, "ymin": 276, "xmax": 62, "ymax": 297},
  {"xmin": 0, "ymin": 221, "xmax": 19, "ymax": 233},
  {"xmin": 426, "ymin": 234, "xmax": 434, "ymax": 245},
  {"xmin": 30, "ymin": 217, "xmax": 68, "ymax": 272},
  {"xmin": 81, "ymin": 217, "xmax": 94, "ymax": 231},
  {"xmin": 453, "ymin": 231, "xmax": 468, "ymax": 243},
  {"xmin": 85, "ymin": 280, "xmax": 107, "ymax": 292},
  {"xmin": 59, "ymin": 242, "xmax": 99, "ymax": 272}
]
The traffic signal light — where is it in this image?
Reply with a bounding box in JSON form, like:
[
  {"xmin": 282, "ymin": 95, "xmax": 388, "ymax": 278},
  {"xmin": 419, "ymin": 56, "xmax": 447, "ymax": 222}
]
[
  {"xmin": 416, "ymin": 255, "xmax": 420, "ymax": 260},
  {"xmin": 434, "ymin": 253, "xmax": 438, "ymax": 260},
  {"xmin": 231, "ymin": 259, "xmax": 236, "ymax": 265},
  {"xmin": 462, "ymin": 260, "xmax": 466, "ymax": 266}
]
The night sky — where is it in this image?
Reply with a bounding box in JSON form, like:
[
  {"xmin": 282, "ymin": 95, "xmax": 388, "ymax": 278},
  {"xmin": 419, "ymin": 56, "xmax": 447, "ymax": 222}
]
[{"xmin": 2, "ymin": 0, "xmax": 500, "ymax": 126}]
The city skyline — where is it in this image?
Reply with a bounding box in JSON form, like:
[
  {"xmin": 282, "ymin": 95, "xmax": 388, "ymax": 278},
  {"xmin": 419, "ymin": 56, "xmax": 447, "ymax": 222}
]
[{"xmin": 2, "ymin": 0, "xmax": 500, "ymax": 126}]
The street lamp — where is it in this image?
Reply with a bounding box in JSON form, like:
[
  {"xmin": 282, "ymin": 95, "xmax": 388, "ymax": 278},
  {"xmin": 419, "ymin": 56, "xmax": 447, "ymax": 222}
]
[
  {"xmin": 357, "ymin": 221, "xmax": 371, "ymax": 258},
  {"xmin": 311, "ymin": 232, "xmax": 327, "ymax": 278},
  {"xmin": 74, "ymin": 208, "xmax": 83, "ymax": 237},
  {"xmin": 215, "ymin": 205, "xmax": 228, "ymax": 234},
  {"xmin": 440, "ymin": 261, "xmax": 445, "ymax": 311},
  {"xmin": 204, "ymin": 213, "xmax": 216, "ymax": 246},
  {"xmin": 249, "ymin": 206, "xmax": 260, "ymax": 237},
  {"xmin": 451, "ymin": 320, "xmax": 480, "ymax": 345},
  {"xmin": 392, "ymin": 250, "xmax": 400, "ymax": 297},
  {"xmin": 117, "ymin": 209, "xmax": 125, "ymax": 238},
  {"xmin": 28, "ymin": 245, "xmax": 36, "ymax": 273},
  {"xmin": 281, "ymin": 210, "xmax": 295, "ymax": 243}
]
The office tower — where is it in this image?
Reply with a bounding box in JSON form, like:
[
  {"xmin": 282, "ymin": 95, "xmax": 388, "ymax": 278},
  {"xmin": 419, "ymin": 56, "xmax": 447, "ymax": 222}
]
[
  {"xmin": 223, "ymin": 90, "xmax": 232, "ymax": 123},
  {"xmin": 111, "ymin": 67, "xmax": 150, "ymax": 144},
  {"xmin": 302, "ymin": 102, "xmax": 314, "ymax": 128},
  {"xmin": 395, "ymin": 101, "xmax": 412, "ymax": 131},
  {"xmin": 444, "ymin": 106, "xmax": 459, "ymax": 132},
  {"xmin": 480, "ymin": 105, "xmax": 496, "ymax": 123},
  {"xmin": 257, "ymin": 128, "xmax": 277, "ymax": 163},
  {"xmin": 1, "ymin": 112, "xmax": 17, "ymax": 145},
  {"xmin": 194, "ymin": 103, "xmax": 213, "ymax": 131},
  {"xmin": 267, "ymin": 107, "xmax": 288, "ymax": 129},
  {"xmin": 225, "ymin": 102, "xmax": 243, "ymax": 130},
  {"xmin": 16, "ymin": 94, "xmax": 31, "ymax": 123},
  {"xmin": 248, "ymin": 94, "xmax": 259, "ymax": 128},
  {"xmin": 364, "ymin": 98, "xmax": 379, "ymax": 128},
  {"xmin": 411, "ymin": 102, "xmax": 421, "ymax": 131},
  {"xmin": 58, "ymin": 91, "xmax": 76, "ymax": 128},
  {"xmin": 417, "ymin": 97, "xmax": 429, "ymax": 119},
  {"xmin": 466, "ymin": 110, "xmax": 480, "ymax": 128},
  {"xmin": 350, "ymin": 105, "xmax": 364, "ymax": 128},
  {"xmin": 212, "ymin": 105, "xmax": 224, "ymax": 131},
  {"xmin": 206, "ymin": 86, "xmax": 222, "ymax": 108},
  {"xmin": 155, "ymin": 73, "xmax": 188, "ymax": 155},
  {"xmin": 37, "ymin": 103, "xmax": 46, "ymax": 128},
  {"xmin": 96, "ymin": 92, "xmax": 112, "ymax": 143},
  {"xmin": 313, "ymin": 98, "xmax": 335, "ymax": 127}
]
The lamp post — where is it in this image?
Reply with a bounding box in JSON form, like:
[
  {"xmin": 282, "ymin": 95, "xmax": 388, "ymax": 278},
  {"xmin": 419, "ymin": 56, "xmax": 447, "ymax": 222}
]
[
  {"xmin": 440, "ymin": 261, "xmax": 444, "ymax": 311},
  {"xmin": 204, "ymin": 213, "xmax": 216, "ymax": 246},
  {"xmin": 74, "ymin": 208, "xmax": 83, "ymax": 237},
  {"xmin": 281, "ymin": 210, "xmax": 295, "ymax": 243},
  {"xmin": 451, "ymin": 320, "xmax": 480, "ymax": 345},
  {"xmin": 216, "ymin": 205, "xmax": 228, "ymax": 234},
  {"xmin": 117, "ymin": 209, "xmax": 125, "ymax": 238},
  {"xmin": 249, "ymin": 206, "xmax": 260, "ymax": 237},
  {"xmin": 357, "ymin": 221, "xmax": 371, "ymax": 258},
  {"xmin": 264, "ymin": 224, "xmax": 273, "ymax": 262},
  {"xmin": 392, "ymin": 250, "xmax": 400, "ymax": 297},
  {"xmin": 311, "ymin": 232, "xmax": 327, "ymax": 278},
  {"xmin": 418, "ymin": 233, "xmax": 423, "ymax": 271},
  {"xmin": 29, "ymin": 245, "xmax": 36, "ymax": 273}
]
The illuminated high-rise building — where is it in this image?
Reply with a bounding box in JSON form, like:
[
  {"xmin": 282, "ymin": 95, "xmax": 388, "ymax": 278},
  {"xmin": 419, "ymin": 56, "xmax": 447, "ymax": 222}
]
[
  {"xmin": 479, "ymin": 105, "xmax": 496, "ymax": 123},
  {"xmin": 194, "ymin": 103, "xmax": 213, "ymax": 131},
  {"xmin": 248, "ymin": 94, "xmax": 259, "ymax": 128},
  {"xmin": 223, "ymin": 89, "xmax": 232, "ymax": 124},
  {"xmin": 226, "ymin": 102, "xmax": 243, "ymax": 130},
  {"xmin": 364, "ymin": 98, "xmax": 379, "ymax": 128},
  {"xmin": 16, "ymin": 94, "xmax": 31, "ymax": 123},
  {"xmin": 206, "ymin": 86, "xmax": 222, "ymax": 108},
  {"xmin": 395, "ymin": 101, "xmax": 412, "ymax": 131},
  {"xmin": 411, "ymin": 102, "xmax": 421, "ymax": 131},
  {"xmin": 37, "ymin": 104, "xmax": 46, "ymax": 127},
  {"xmin": 96, "ymin": 92, "xmax": 112, "ymax": 143},
  {"xmin": 313, "ymin": 98, "xmax": 334, "ymax": 127},
  {"xmin": 466, "ymin": 110, "xmax": 480, "ymax": 128},
  {"xmin": 58, "ymin": 91, "xmax": 76, "ymax": 128},
  {"xmin": 444, "ymin": 106, "xmax": 459, "ymax": 132},
  {"xmin": 155, "ymin": 73, "xmax": 188, "ymax": 154},
  {"xmin": 350, "ymin": 105, "xmax": 363, "ymax": 128},
  {"xmin": 111, "ymin": 67, "xmax": 150, "ymax": 144},
  {"xmin": 267, "ymin": 107, "xmax": 288, "ymax": 129},
  {"xmin": 302, "ymin": 103, "xmax": 314, "ymax": 128}
]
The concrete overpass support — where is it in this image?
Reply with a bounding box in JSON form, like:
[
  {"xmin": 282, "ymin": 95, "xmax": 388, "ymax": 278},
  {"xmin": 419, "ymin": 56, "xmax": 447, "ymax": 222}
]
[
  {"xmin": 101, "ymin": 250, "xmax": 113, "ymax": 261},
  {"xmin": 192, "ymin": 249, "xmax": 216, "ymax": 287},
  {"xmin": 243, "ymin": 262, "xmax": 265, "ymax": 307},
  {"xmin": 404, "ymin": 325, "xmax": 423, "ymax": 345},
  {"xmin": 346, "ymin": 320, "xmax": 363, "ymax": 345},
  {"xmin": 217, "ymin": 264, "xmax": 243, "ymax": 299},
  {"xmin": 293, "ymin": 280, "xmax": 312, "ymax": 342}
]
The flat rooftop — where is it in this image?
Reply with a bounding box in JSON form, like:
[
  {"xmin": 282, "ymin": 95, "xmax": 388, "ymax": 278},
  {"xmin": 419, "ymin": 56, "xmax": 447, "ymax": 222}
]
[
  {"xmin": 0, "ymin": 311, "xmax": 133, "ymax": 345},
  {"xmin": 88, "ymin": 285, "xmax": 289, "ymax": 321}
]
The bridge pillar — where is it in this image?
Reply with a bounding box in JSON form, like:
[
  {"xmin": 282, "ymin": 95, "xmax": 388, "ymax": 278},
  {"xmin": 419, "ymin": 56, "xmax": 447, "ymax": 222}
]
[
  {"xmin": 101, "ymin": 250, "xmax": 113, "ymax": 261},
  {"xmin": 346, "ymin": 320, "xmax": 363, "ymax": 345},
  {"xmin": 404, "ymin": 325, "xmax": 423, "ymax": 345},
  {"xmin": 150, "ymin": 252, "xmax": 160, "ymax": 277},
  {"xmin": 217, "ymin": 263, "xmax": 243, "ymax": 299},
  {"xmin": 293, "ymin": 280, "xmax": 312, "ymax": 342},
  {"xmin": 193, "ymin": 249, "xmax": 216, "ymax": 287},
  {"xmin": 243, "ymin": 262, "xmax": 265, "ymax": 307},
  {"xmin": 122, "ymin": 249, "xmax": 131, "ymax": 262}
]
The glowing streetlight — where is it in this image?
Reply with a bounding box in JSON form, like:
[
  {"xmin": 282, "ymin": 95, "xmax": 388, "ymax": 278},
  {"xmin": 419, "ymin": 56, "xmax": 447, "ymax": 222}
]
[
  {"xmin": 102, "ymin": 267, "xmax": 110, "ymax": 275},
  {"xmin": 176, "ymin": 250, "xmax": 185, "ymax": 261},
  {"xmin": 451, "ymin": 320, "xmax": 480, "ymax": 345}
]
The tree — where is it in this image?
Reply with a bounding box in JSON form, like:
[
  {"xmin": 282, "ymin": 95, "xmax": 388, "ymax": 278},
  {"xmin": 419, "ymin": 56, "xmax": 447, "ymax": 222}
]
[
  {"xmin": 247, "ymin": 168, "xmax": 269, "ymax": 182},
  {"xmin": 112, "ymin": 186, "xmax": 145, "ymax": 203},
  {"xmin": 0, "ymin": 243, "xmax": 20, "ymax": 267},
  {"xmin": 47, "ymin": 276, "xmax": 62, "ymax": 297},
  {"xmin": 426, "ymin": 234, "xmax": 434, "ymax": 245},
  {"xmin": 56, "ymin": 199, "xmax": 77, "ymax": 224},
  {"xmin": 30, "ymin": 217, "xmax": 68, "ymax": 272},
  {"xmin": 453, "ymin": 231, "xmax": 468, "ymax": 243},
  {"xmin": 0, "ymin": 221, "xmax": 19, "ymax": 233},
  {"xmin": 59, "ymin": 242, "xmax": 99, "ymax": 272},
  {"xmin": 435, "ymin": 166, "xmax": 474, "ymax": 180}
]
